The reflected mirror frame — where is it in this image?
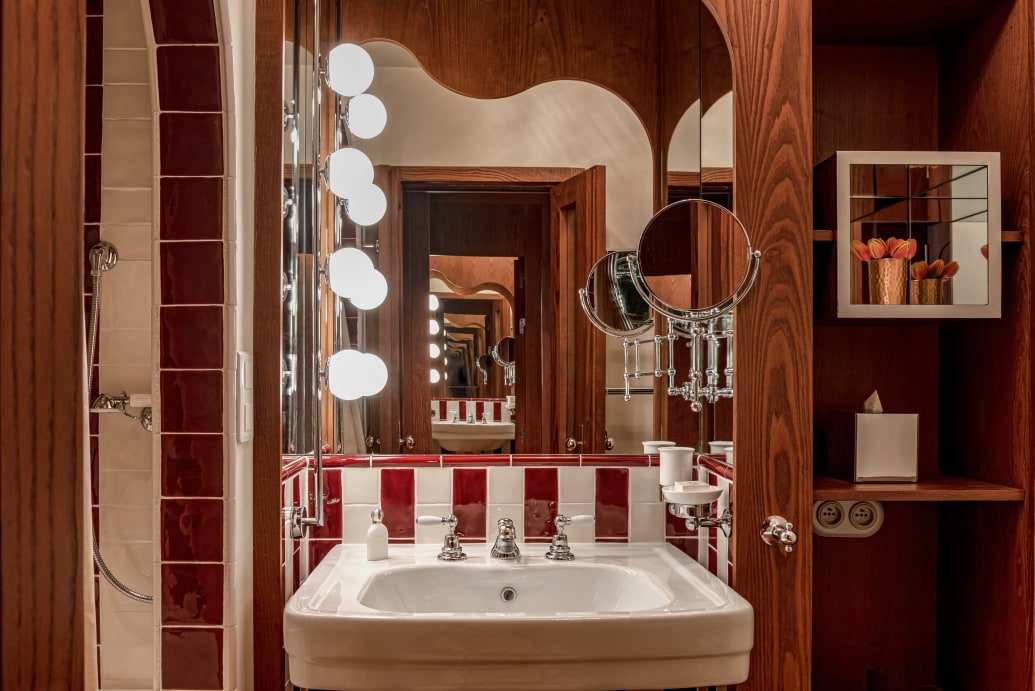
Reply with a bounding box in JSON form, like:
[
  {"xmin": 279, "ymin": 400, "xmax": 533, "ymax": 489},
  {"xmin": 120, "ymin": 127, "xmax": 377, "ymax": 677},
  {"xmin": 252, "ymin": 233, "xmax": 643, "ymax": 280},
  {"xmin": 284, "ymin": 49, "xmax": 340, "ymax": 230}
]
[
  {"xmin": 579, "ymin": 250, "xmax": 655, "ymax": 339},
  {"xmin": 627, "ymin": 199, "xmax": 761, "ymax": 323}
]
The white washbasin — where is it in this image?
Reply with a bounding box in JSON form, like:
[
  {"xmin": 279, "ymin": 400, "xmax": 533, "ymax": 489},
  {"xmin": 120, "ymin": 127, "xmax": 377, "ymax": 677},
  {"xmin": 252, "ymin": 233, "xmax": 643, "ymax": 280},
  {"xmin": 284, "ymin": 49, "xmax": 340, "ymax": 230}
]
[
  {"xmin": 431, "ymin": 420, "xmax": 514, "ymax": 453},
  {"xmin": 284, "ymin": 542, "xmax": 753, "ymax": 690}
]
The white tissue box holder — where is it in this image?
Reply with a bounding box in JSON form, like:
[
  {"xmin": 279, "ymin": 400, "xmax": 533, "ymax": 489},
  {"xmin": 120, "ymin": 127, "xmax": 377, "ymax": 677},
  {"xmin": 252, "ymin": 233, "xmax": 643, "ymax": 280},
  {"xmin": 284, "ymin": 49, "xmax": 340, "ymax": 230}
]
[{"xmin": 829, "ymin": 412, "xmax": 918, "ymax": 482}]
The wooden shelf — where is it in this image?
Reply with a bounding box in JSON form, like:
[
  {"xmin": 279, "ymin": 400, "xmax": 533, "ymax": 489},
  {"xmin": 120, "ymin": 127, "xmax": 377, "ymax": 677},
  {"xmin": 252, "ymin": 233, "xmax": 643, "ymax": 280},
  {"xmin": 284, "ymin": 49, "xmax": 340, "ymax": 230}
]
[
  {"xmin": 813, "ymin": 472, "xmax": 1024, "ymax": 502},
  {"xmin": 813, "ymin": 229, "xmax": 1024, "ymax": 242}
]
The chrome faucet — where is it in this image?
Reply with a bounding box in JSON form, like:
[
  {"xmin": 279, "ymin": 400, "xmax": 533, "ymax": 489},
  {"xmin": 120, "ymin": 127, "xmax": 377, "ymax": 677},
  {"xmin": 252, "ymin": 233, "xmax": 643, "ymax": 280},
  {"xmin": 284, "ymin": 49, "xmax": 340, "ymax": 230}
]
[{"xmin": 490, "ymin": 517, "xmax": 520, "ymax": 560}]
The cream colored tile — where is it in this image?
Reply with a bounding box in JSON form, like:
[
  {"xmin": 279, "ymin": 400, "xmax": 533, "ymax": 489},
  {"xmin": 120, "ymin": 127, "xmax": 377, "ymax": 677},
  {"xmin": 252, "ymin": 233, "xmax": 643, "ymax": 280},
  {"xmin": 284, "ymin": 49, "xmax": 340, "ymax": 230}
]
[
  {"xmin": 99, "ymin": 505, "xmax": 153, "ymax": 542},
  {"xmin": 97, "ymin": 415, "xmax": 153, "ymax": 470},
  {"xmin": 94, "ymin": 542, "xmax": 153, "ymax": 597},
  {"xmin": 225, "ymin": 240, "xmax": 239, "ymax": 306},
  {"xmin": 487, "ymin": 467, "xmax": 522, "ymax": 504},
  {"xmin": 101, "ymin": 189, "xmax": 152, "ymax": 224},
  {"xmin": 414, "ymin": 503, "xmax": 452, "ymax": 544},
  {"xmin": 103, "ymin": 0, "xmax": 146, "ymax": 49},
  {"xmin": 98, "ymin": 364, "xmax": 151, "ymax": 399},
  {"xmin": 342, "ymin": 468, "xmax": 379, "ymax": 504},
  {"xmin": 98, "ymin": 604, "xmax": 152, "ymax": 654},
  {"xmin": 629, "ymin": 466, "xmax": 661, "ymax": 502},
  {"xmin": 103, "ymin": 85, "xmax": 152, "ymax": 119},
  {"xmin": 103, "ymin": 48, "xmax": 150, "ymax": 84},
  {"xmin": 557, "ymin": 502, "xmax": 595, "ymax": 543},
  {"xmin": 99, "ymin": 469, "xmax": 152, "ymax": 508},
  {"xmin": 99, "ymin": 328, "xmax": 151, "ymax": 366},
  {"xmin": 99, "ymin": 259, "xmax": 151, "ymax": 329},
  {"xmin": 415, "ymin": 468, "xmax": 451, "ymax": 505},
  {"xmin": 102, "ymin": 120, "xmax": 153, "ymax": 188},
  {"xmin": 99, "ymin": 224, "xmax": 152, "ymax": 259},
  {"xmin": 629, "ymin": 502, "xmax": 665, "ymax": 542},
  {"xmin": 342, "ymin": 504, "xmax": 378, "ymax": 543},
  {"xmin": 558, "ymin": 467, "xmax": 594, "ymax": 504}
]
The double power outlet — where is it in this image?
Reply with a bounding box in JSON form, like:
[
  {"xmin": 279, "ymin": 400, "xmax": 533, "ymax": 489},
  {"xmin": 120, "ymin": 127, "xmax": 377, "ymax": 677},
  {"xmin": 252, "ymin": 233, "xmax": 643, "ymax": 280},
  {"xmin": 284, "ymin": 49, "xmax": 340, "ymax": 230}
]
[{"xmin": 811, "ymin": 500, "xmax": 884, "ymax": 537}]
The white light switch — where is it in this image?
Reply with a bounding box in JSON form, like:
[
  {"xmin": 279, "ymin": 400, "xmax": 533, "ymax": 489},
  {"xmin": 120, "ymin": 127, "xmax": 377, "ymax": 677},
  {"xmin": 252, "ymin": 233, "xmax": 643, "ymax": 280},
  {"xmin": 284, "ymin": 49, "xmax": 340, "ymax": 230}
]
[{"xmin": 236, "ymin": 351, "xmax": 254, "ymax": 443}]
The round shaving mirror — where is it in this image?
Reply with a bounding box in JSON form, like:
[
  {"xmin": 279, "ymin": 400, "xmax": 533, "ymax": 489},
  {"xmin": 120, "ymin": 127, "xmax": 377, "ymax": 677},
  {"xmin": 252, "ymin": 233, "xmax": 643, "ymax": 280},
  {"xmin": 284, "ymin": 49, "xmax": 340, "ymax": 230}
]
[
  {"xmin": 629, "ymin": 199, "xmax": 760, "ymax": 323},
  {"xmin": 579, "ymin": 251, "xmax": 654, "ymax": 338},
  {"xmin": 491, "ymin": 336, "xmax": 515, "ymax": 367}
]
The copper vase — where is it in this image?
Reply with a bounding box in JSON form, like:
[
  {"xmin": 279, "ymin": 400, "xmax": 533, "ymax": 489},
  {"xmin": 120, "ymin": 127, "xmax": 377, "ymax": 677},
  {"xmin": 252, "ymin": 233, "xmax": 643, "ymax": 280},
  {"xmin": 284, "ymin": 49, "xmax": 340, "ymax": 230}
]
[
  {"xmin": 910, "ymin": 278, "xmax": 943, "ymax": 305},
  {"xmin": 867, "ymin": 258, "xmax": 908, "ymax": 305}
]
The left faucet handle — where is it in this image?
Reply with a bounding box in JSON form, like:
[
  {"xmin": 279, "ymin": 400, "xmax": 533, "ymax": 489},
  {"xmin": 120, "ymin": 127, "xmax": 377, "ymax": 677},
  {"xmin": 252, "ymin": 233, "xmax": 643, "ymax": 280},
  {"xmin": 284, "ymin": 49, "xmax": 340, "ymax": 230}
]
[{"xmin": 416, "ymin": 514, "xmax": 466, "ymax": 561}]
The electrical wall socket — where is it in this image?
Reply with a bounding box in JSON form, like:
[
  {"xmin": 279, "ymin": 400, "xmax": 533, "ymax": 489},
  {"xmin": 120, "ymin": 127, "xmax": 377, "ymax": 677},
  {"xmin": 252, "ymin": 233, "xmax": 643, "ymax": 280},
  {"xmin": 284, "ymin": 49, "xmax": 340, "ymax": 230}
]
[{"xmin": 811, "ymin": 500, "xmax": 884, "ymax": 537}]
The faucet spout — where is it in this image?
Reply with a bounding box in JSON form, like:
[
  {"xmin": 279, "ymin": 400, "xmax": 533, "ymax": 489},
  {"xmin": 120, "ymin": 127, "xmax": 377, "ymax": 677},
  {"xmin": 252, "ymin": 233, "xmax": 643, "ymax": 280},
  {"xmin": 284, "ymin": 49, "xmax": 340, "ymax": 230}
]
[{"xmin": 490, "ymin": 518, "xmax": 520, "ymax": 560}]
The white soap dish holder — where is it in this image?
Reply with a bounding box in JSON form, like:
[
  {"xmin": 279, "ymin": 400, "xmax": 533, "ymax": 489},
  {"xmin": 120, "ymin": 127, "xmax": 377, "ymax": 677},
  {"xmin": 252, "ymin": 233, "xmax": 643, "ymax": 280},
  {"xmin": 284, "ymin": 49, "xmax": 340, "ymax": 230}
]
[{"xmin": 662, "ymin": 481, "xmax": 731, "ymax": 536}]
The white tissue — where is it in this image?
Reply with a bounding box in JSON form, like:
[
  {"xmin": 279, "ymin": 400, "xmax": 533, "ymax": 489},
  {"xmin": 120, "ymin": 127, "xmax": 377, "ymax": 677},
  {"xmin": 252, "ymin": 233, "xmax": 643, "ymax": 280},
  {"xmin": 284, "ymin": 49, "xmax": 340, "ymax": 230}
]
[{"xmin": 862, "ymin": 390, "xmax": 883, "ymax": 414}]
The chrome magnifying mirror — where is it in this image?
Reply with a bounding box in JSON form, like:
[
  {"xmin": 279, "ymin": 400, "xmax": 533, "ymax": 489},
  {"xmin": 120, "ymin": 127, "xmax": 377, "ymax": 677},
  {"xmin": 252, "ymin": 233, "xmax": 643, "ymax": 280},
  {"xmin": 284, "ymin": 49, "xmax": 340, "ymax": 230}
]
[
  {"xmin": 578, "ymin": 251, "xmax": 654, "ymax": 339},
  {"xmin": 490, "ymin": 336, "xmax": 516, "ymax": 387}
]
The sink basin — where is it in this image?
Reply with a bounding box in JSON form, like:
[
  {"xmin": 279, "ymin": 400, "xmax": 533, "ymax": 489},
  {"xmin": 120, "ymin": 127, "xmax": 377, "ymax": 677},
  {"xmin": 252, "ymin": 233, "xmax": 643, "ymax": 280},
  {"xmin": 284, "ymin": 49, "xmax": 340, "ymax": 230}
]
[
  {"xmin": 431, "ymin": 420, "xmax": 514, "ymax": 453},
  {"xmin": 284, "ymin": 542, "xmax": 753, "ymax": 690}
]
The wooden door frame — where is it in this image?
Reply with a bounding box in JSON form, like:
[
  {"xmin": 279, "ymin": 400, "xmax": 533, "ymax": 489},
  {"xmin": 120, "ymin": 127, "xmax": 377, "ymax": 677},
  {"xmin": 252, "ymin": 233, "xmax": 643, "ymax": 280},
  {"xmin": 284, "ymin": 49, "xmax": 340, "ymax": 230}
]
[{"xmin": 1, "ymin": 1, "xmax": 86, "ymax": 688}]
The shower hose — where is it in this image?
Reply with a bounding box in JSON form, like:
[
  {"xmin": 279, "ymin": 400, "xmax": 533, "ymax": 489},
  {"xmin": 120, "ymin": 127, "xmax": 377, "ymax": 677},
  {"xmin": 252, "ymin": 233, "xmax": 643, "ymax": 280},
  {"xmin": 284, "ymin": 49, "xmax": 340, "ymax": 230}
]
[{"xmin": 87, "ymin": 244, "xmax": 152, "ymax": 603}]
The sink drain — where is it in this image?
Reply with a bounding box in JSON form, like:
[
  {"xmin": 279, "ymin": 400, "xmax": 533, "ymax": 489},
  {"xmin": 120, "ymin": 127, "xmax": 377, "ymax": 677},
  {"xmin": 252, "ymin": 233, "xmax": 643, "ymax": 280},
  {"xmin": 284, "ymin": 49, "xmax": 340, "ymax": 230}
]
[{"xmin": 500, "ymin": 586, "xmax": 518, "ymax": 603}]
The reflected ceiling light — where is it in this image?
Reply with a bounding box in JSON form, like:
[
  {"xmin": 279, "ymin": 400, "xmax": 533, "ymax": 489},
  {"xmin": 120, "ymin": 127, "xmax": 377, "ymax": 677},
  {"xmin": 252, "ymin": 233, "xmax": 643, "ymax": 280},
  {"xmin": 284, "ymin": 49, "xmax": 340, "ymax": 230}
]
[
  {"xmin": 346, "ymin": 94, "xmax": 387, "ymax": 139},
  {"xmin": 325, "ymin": 349, "xmax": 366, "ymax": 400},
  {"xmin": 428, "ymin": 294, "xmax": 440, "ymax": 311},
  {"xmin": 349, "ymin": 269, "xmax": 387, "ymax": 310},
  {"xmin": 430, "ymin": 343, "xmax": 441, "ymax": 358},
  {"xmin": 326, "ymin": 148, "xmax": 373, "ymax": 200},
  {"xmin": 325, "ymin": 43, "xmax": 374, "ymax": 97},
  {"xmin": 345, "ymin": 183, "xmax": 387, "ymax": 226},
  {"xmin": 430, "ymin": 369, "xmax": 441, "ymax": 384},
  {"xmin": 326, "ymin": 247, "xmax": 374, "ymax": 298},
  {"xmin": 429, "ymin": 319, "xmax": 440, "ymax": 335},
  {"xmin": 359, "ymin": 353, "xmax": 388, "ymax": 396}
]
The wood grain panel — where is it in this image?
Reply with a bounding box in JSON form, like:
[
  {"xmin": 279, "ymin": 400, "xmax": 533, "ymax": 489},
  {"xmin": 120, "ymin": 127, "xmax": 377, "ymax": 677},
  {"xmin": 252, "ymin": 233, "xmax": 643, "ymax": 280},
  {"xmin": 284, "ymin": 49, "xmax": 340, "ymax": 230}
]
[
  {"xmin": 813, "ymin": 45, "xmax": 938, "ymax": 166},
  {"xmin": 1, "ymin": 0, "xmax": 85, "ymax": 688},
  {"xmin": 936, "ymin": 0, "xmax": 1034, "ymax": 688},
  {"xmin": 705, "ymin": 1, "xmax": 814, "ymax": 689},
  {"xmin": 253, "ymin": 0, "xmax": 286, "ymax": 688},
  {"xmin": 813, "ymin": 472, "xmax": 1024, "ymax": 502}
]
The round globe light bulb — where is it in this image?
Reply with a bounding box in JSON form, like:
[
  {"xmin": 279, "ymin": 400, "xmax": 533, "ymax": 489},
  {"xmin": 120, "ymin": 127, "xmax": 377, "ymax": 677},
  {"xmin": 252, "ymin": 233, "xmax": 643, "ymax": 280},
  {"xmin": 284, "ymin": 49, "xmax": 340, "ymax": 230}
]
[
  {"xmin": 429, "ymin": 369, "xmax": 441, "ymax": 384},
  {"xmin": 428, "ymin": 294, "xmax": 440, "ymax": 311},
  {"xmin": 429, "ymin": 319, "xmax": 440, "ymax": 336},
  {"xmin": 325, "ymin": 43, "xmax": 374, "ymax": 97},
  {"xmin": 326, "ymin": 247, "xmax": 374, "ymax": 298},
  {"xmin": 349, "ymin": 269, "xmax": 387, "ymax": 310},
  {"xmin": 346, "ymin": 94, "xmax": 387, "ymax": 139},
  {"xmin": 326, "ymin": 148, "xmax": 373, "ymax": 200},
  {"xmin": 429, "ymin": 343, "xmax": 441, "ymax": 358},
  {"xmin": 346, "ymin": 183, "xmax": 387, "ymax": 226},
  {"xmin": 325, "ymin": 349, "xmax": 366, "ymax": 400},
  {"xmin": 359, "ymin": 353, "xmax": 388, "ymax": 396}
]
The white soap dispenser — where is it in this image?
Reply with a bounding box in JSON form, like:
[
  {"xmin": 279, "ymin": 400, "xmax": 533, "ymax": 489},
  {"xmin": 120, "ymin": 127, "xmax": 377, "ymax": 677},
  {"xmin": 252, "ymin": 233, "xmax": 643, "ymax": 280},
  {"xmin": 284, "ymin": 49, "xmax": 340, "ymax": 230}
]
[{"xmin": 366, "ymin": 507, "xmax": 389, "ymax": 561}]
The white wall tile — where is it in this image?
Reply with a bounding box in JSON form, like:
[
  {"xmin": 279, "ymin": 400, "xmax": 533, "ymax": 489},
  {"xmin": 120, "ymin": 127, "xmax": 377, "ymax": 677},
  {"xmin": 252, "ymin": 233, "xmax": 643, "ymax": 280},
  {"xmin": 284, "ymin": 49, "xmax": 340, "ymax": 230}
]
[
  {"xmin": 558, "ymin": 467, "xmax": 594, "ymax": 504},
  {"xmin": 101, "ymin": 189, "xmax": 151, "ymax": 224},
  {"xmin": 94, "ymin": 542, "xmax": 152, "ymax": 597},
  {"xmin": 414, "ymin": 504, "xmax": 452, "ymax": 544},
  {"xmin": 415, "ymin": 468, "xmax": 452, "ymax": 505},
  {"xmin": 103, "ymin": 48, "xmax": 150, "ymax": 84},
  {"xmin": 99, "ymin": 260, "xmax": 152, "ymax": 330},
  {"xmin": 101, "ymin": 120, "xmax": 153, "ymax": 187},
  {"xmin": 629, "ymin": 502, "xmax": 665, "ymax": 542},
  {"xmin": 98, "ymin": 364, "xmax": 151, "ymax": 398},
  {"xmin": 488, "ymin": 467, "xmax": 522, "ymax": 504},
  {"xmin": 103, "ymin": 84, "xmax": 152, "ymax": 119},
  {"xmin": 342, "ymin": 468, "xmax": 379, "ymax": 504},
  {"xmin": 98, "ymin": 415, "xmax": 153, "ymax": 470},
  {"xmin": 99, "ymin": 505, "xmax": 153, "ymax": 542},
  {"xmin": 629, "ymin": 466, "xmax": 661, "ymax": 502},
  {"xmin": 99, "ymin": 328, "xmax": 152, "ymax": 366},
  {"xmin": 99, "ymin": 469, "xmax": 152, "ymax": 508},
  {"xmin": 342, "ymin": 504, "xmax": 378, "ymax": 543},
  {"xmin": 100, "ymin": 224, "xmax": 152, "ymax": 259},
  {"xmin": 557, "ymin": 502, "xmax": 595, "ymax": 543},
  {"xmin": 102, "ymin": 0, "xmax": 146, "ymax": 49}
]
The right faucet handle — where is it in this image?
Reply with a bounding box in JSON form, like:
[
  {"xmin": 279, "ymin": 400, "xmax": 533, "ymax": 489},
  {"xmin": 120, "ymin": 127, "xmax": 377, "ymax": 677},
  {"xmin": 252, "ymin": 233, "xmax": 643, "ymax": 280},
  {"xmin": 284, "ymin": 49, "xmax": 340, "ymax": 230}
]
[
  {"xmin": 554, "ymin": 514, "xmax": 594, "ymax": 535},
  {"xmin": 546, "ymin": 514, "xmax": 595, "ymax": 561}
]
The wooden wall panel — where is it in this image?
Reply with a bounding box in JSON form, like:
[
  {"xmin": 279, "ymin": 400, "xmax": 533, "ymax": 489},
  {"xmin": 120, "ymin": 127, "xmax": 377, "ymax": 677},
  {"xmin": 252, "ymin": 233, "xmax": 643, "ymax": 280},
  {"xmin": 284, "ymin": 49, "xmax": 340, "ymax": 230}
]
[
  {"xmin": 704, "ymin": 1, "xmax": 814, "ymax": 689},
  {"xmin": 1, "ymin": 0, "xmax": 85, "ymax": 688},
  {"xmin": 935, "ymin": 0, "xmax": 1034, "ymax": 688}
]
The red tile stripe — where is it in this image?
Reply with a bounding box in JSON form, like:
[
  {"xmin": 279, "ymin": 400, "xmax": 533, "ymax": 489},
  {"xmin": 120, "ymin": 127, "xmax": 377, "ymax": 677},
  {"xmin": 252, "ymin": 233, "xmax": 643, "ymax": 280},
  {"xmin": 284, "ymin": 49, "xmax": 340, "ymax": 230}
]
[
  {"xmin": 523, "ymin": 467, "xmax": 558, "ymax": 540},
  {"xmin": 380, "ymin": 468, "xmax": 415, "ymax": 541},
  {"xmin": 595, "ymin": 468, "xmax": 629, "ymax": 539},
  {"xmin": 452, "ymin": 468, "xmax": 487, "ymax": 540}
]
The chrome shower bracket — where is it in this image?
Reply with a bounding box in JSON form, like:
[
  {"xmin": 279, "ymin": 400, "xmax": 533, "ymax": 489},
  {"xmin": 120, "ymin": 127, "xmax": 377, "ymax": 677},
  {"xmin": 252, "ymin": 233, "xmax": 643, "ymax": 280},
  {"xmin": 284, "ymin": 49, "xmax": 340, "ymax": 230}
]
[{"xmin": 283, "ymin": 505, "xmax": 308, "ymax": 539}]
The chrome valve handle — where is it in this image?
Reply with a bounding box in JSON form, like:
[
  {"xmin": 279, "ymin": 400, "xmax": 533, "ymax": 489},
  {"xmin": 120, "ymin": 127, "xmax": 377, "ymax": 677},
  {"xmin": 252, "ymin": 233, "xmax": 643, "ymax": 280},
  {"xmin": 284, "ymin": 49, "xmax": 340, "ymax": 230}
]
[
  {"xmin": 416, "ymin": 514, "xmax": 466, "ymax": 561},
  {"xmin": 760, "ymin": 515, "xmax": 798, "ymax": 553},
  {"xmin": 545, "ymin": 514, "xmax": 595, "ymax": 561}
]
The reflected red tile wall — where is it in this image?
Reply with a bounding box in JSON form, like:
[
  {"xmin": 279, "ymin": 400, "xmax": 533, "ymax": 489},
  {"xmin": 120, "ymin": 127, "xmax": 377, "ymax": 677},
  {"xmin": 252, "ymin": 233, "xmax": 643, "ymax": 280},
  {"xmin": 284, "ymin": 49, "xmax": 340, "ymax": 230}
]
[
  {"xmin": 595, "ymin": 468, "xmax": 629, "ymax": 540},
  {"xmin": 308, "ymin": 468, "xmax": 342, "ymax": 540},
  {"xmin": 523, "ymin": 468, "xmax": 558, "ymax": 541},
  {"xmin": 380, "ymin": 469, "xmax": 415, "ymax": 541},
  {"xmin": 161, "ymin": 563, "xmax": 224, "ymax": 625},
  {"xmin": 452, "ymin": 468, "xmax": 487, "ymax": 540},
  {"xmin": 160, "ymin": 435, "xmax": 223, "ymax": 497}
]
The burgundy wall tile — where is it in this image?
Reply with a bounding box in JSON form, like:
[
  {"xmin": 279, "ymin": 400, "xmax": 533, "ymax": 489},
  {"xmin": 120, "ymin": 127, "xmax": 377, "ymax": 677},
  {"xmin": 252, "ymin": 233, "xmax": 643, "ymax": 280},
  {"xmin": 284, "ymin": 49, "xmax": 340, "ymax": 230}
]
[
  {"xmin": 595, "ymin": 468, "xmax": 629, "ymax": 539},
  {"xmin": 292, "ymin": 545, "xmax": 301, "ymax": 592},
  {"xmin": 380, "ymin": 468, "xmax": 415, "ymax": 540},
  {"xmin": 161, "ymin": 563, "xmax": 223, "ymax": 625},
  {"xmin": 157, "ymin": 46, "xmax": 222, "ymax": 112},
  {"xmin": 161, "ymin": 434, "xmax": 223, "ymax": 497},
  {"xmin": 452, "ymin": 468, "xmax": 487, "ymax": 540},
  {"xmin": 160, "ymin": 306, "xmax": 223, "ymax": 368},
  {"xmin": 514, "ymin": 454, "xmax": 579, "ymax": 467},
  {"xmin": 666, "ymin": 536, "xmax": 699, "ymax": 557},
  {"xmin": 581, "ymin": 454, "xmax": 650, "ymax": 467},
  {"xmin": 161, "ymin": 628, "xmax": 223, "ymax": 690},
  {"xmin": 308, "ymin": 469, "xmax": 342, "ymax": 540},
  {"xmin": 523, "ymin": 467, "xmax": 558, "ymax": 540},
  {"xmin": 85, "ymin": 87, "xmax": 102, "ymax": 153},
  {"xmin": 161, "ymin": 499, "xmax": 223, "ymax": 562},
  {"xmin": 90, "ymin": 436, "xmax": 99, "ymax": 505},
  {"xmin": 159, "ymin": 113, "xmax": 224, "ymax": 176},
  {"xmin": 372, "ymin": 454, "xmax": 441, "ymax": 468},
  {"xmin": 149, "ymin": 0, "xmax": 219, "ymax": 44},
  {"xmin": 160, "ymin": 177, "xmax": 223, "ymax": 240},
  {"xmin": 160, "ymin": 370, "xmax": 223, "ymax": 433},
  {"xmin": 443, "ymin": 454, "xmax": 509, "ymax": 467},
  {"xmin": 84, "ymin": 155, "xmax": 101, "ymax": 223},
  {"xmin": 308, "ymin": 539, "xmax": 339, "ymax": 570},
  {"xmin": 86, "ymin": 0, "xmax": 102, "ymax": 13},
  {"xmin": 85, "ymin": 17, "xmax": 103, "ymax": 85},
  {"xmin": 160, "ymin": 241, "xmax": 224, "ymax": 305},
  {"xmin": 321, "ymin": 455, "xmax": 371, "ymax": 468},
  {"xmin": 83, "ymin": 225, "xmax": 100, "ymax": 293}
]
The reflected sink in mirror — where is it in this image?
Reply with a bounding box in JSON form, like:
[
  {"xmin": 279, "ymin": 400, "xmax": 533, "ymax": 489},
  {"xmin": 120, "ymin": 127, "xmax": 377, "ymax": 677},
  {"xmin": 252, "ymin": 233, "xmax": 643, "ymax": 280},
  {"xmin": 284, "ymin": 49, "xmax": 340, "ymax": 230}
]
[
  {"xmin": 431, "ymin": 420, "xmax": 515, "ymax": 453},
  {"xmin": 284, "ymin": 543, "xmax": 753, "ymax": 690}
]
